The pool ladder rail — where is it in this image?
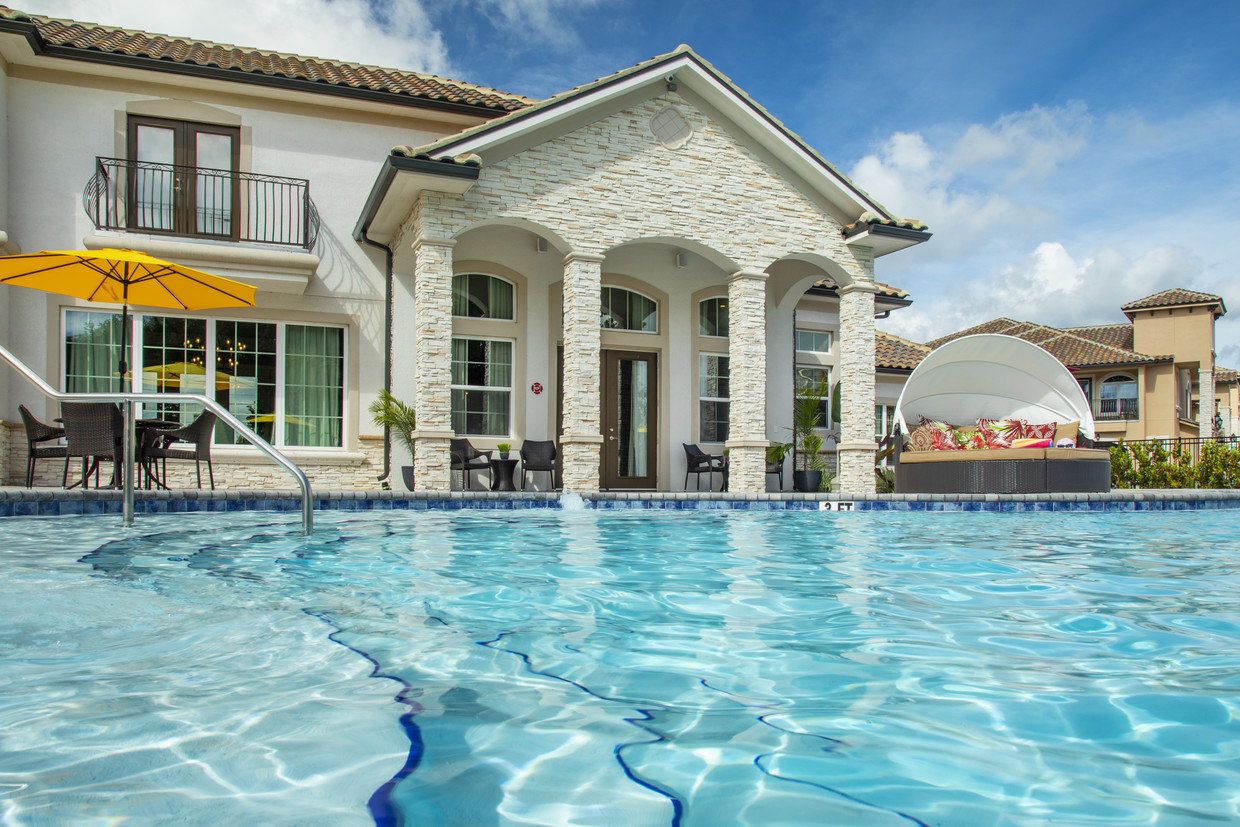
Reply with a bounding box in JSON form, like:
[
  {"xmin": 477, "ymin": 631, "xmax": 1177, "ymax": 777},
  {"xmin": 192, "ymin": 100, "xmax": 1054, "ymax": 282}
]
[{"xmin": 0, "ymin": 342, "xmax": 314, "ymax": 533}]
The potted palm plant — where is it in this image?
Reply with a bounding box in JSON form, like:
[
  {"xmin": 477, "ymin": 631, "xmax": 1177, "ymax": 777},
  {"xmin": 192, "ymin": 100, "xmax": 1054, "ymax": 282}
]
[
  {"xmin": 369, "ymin": 389, "xmax": 417, "ymax": 490},
  {"xmin": 790, "ymin": 379, "xmax": 830, "ymax": 492}
]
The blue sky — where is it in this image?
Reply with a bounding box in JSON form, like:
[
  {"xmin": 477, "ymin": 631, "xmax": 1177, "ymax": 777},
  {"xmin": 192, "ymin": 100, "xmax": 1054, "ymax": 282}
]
[{"xmin": 22, "ymin": 0, "xmax": 1240, "ymax": 367}]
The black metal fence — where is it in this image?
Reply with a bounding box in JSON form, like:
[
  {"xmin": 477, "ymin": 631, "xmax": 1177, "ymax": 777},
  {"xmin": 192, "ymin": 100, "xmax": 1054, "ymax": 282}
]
[
  {"xmin": 84, "ymin": 157, "xmax": 320, "ymax": 250},
  {"xmin": 1092, "ymin": 398, "xmax": 1140, "ymax": 422}
]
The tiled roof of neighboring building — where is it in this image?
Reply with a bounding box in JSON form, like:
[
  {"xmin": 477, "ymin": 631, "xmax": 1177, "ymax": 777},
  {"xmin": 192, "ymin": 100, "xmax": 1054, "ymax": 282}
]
[
  {"xmin": 1060, "ymin": 322, "xmax": 1134, "ymax": 351},
  {"xmin": 811, "ymin": 278, "xmax": 909, "ymax": 300},
  {"xmin": 1121, "ymin": 288, "xmax": 1226, "ymax": 316},
  {"xmin": 875, "ymin": 331, "xmax": 930, "ymax": 371},
  {"xmin": 927, "ymin": 318, "xmax": 1172, "ymax": 368},
  {"xmin": 0, "ymin": 5, "xmax": 532, "ymax": 112},
  {"xmin": 1217, "ymin": 367, "xmax": 1239, "ymax": 384}
]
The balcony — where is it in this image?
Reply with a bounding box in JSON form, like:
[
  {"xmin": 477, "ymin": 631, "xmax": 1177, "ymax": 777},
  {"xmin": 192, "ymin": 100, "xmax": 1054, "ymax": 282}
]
[
  {"xmin": 1092, "ymin": 398, "xmax": 1139, "ymax": 422},
  {"xmin": 84, "ymin": 157, "xmax": 320, "ymax": 251}
]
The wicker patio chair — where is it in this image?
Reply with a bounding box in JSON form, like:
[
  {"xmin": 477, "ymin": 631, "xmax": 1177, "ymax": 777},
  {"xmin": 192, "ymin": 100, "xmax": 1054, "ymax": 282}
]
[
  {"xmin": 143, "ymin": 410, "xmax": 218, "ymax": 489},
  {"xmin": 519, "ymin": 440, "xmax": 558, "ymax": 490},
  {"xmin": 450, "ymin": 438, "xmax": 492, "ymax": 490},
  {"xmin": 18, "ymin": 404, "xmax": 67, "ymax": 488},
  {"xmin": 683, "ymin": 443, "xmax": 724, "ymax": 491},
  {"xmin": 60, "ymin": 401, "xmax": 123, "ymax": 489}
]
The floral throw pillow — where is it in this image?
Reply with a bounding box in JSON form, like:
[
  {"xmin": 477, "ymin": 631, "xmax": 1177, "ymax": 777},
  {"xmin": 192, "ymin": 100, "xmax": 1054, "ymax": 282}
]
[
  {"xmin": 976, "ymin": 418, "xmax": 1026, "ymax": 449},
  {"xmin": 905, "ymin": 424, "xmax": 936, "ymax": 452},
  {"xmin": 955, "ymin": 425, "xmax": 986, "ymax": 450},
  {"xmin": 918, "ymin": 416, "xmax": 965, "ymax": 451},
  {"xmin": 1024, "ymin": 422, "xmax": 1057, "ymax": 440}
]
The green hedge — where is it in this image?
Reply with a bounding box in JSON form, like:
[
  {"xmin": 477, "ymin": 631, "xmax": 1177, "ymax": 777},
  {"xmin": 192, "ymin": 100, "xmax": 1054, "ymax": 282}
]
[{"xmin": 1110, "ymin": 440, "xmax": 1240, "ymax": 489}]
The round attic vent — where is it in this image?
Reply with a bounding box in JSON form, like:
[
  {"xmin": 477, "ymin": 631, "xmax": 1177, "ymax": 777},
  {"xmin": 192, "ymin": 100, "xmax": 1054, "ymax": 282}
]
[{"xmin": 650, "ymin": 107, "xmax": 693, "ymax": 149}]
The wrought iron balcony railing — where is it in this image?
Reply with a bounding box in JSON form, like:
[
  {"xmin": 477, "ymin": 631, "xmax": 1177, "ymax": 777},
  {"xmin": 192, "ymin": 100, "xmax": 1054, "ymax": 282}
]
[
  {"xmin": 1092, "ymin": 398, "xmax": 1140, "ymax": 422},
  {"xmin": 84, "ymin": 157, "xmax": 320, "ymax": 251}
]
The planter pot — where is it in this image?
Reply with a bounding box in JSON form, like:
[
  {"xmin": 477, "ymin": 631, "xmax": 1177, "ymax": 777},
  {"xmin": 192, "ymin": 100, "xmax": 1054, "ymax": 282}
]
[
  {"xmin": 793, "ymin": 470, "xmax": 823, "ymax": 493},
  {"xmin": 499, "ymin": 452, "xmax": 510, "ymax": 460},
  {"xmin": 401, "ymin": 466, "xmax": 416, "ymax": 491}
]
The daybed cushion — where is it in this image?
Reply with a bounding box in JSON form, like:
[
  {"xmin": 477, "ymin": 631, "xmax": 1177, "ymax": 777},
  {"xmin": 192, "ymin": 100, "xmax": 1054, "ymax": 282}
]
[{"xmin": 898, "ymin": 447, "xmax": 1109, "ymax": 464}]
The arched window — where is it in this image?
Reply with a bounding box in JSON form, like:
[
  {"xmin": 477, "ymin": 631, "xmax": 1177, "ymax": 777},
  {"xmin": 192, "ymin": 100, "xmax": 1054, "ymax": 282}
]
[
  {"xmin": 1099, "ymin": 375, "xmax": 1138, "ymax": 420},
  {"xmin": 600, "ymin": 287, "xmax": 657, "ymax": 332},
  {"xmin": 698, "ymin": 297, "xmax": 728, "ymax": 337},
  {"xmin": 452, "ymin": 274, "xmax": 514, "ymax": 320}
]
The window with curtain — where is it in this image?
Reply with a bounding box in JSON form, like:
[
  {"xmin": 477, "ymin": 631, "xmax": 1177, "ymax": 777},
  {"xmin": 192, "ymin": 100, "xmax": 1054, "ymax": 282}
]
[
  {"xmin": 452, "ymin": 273, "xmax": 514, "ymax": 320},
  {"xmin": 451, "ymin": 337, "xmax": 512, "ymax": 436},
  {"xmin": 699, "ymin": 354, "xmax": 729, "ymax": 442},
  {"xmin": 698, "ymin": 297, "xmax": 728, "ymax": 337},
  {"xmin": 285, "ymin": 325, "xmax": 344, "ymax": 447},
  {"xmin": 63, "ymin": 310, "xmax": 345, "ymax": 448},
  {"xmin": 64, "ymin": 310, "xmax": 127, "ymax": 393},
  {"xmin": 600, "ymin": 287, "xmax": 657, "ymax": 332}
]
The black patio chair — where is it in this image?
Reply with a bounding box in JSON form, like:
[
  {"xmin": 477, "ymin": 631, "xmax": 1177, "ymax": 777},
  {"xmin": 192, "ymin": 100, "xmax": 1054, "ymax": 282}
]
[
  {"xmin": 683, "ymin": 443, "xmax": 724, "ymax": 491},
  {"xmin": 60, "ymin": 401, "xmax": 123, "ymax": 489},
  {"xmin": 520, "ymin": 440, "xmax": 558, "ymax": 490},
  {"xmin": 766, "ymin": 453, "xmax": 785, "ymax": 490},
  {"xmin": 450, "ymin": 438, "xmax": 492, "ymax": 490},
  {"xmin": 19, "ymin": 404, "xmax": 67, "ymax": 488},
  {"xmin": 143, "ymin": 410, "xmax": 218, "ymax": 489}
]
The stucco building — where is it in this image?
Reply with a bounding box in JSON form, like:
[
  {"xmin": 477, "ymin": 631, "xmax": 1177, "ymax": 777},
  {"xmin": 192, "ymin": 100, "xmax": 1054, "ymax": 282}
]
[{"xmin": 0, "ymin": 7, "xmax": 930, "ymax": 492}]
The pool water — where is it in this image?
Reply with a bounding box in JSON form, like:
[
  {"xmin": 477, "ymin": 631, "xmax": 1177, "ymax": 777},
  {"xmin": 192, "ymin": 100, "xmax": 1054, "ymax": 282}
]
[{"xmin": 2, "ymin": 510, "xmax": 1240, "ymax": 826}]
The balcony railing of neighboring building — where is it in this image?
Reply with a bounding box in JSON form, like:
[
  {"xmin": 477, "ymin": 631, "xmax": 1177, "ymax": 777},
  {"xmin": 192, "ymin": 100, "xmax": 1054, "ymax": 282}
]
[
  {"xmin": 84, "ymin": 158, "xmax": 320, "ymax": 251},
  {"xmin": 1092, "ymin": 398, "xmax": 1140, "ymax": 422}
]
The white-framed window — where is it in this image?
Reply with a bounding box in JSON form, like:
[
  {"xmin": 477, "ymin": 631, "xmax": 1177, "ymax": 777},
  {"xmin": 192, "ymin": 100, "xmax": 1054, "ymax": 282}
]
[
  {"xmin": 601, "ymin": 287, "xmax": 657, "ymax": 332},
  {"xmin": 1099, "ymin": 375, "xmax": 1138, "ymax": 420},
  {"xmin": 698, "ymin": 297, "xmax": 728, "ymax": 337},
  {"xmin": 795, "ymin": 329, "xmax": 833, "ymax": 354},
  {"xmin": 62, "ymin": 309, "xmax": 345, "ymax": 448},
  {"xmin": 699, "ymin": 353, "xmax": 729, "ymax": 442},
  {"xmin": 452, "ymin": 273, "xmax": 515, "ymax": 320},
  {"xmin": 795, "ymin": 365, "xmax": 831, "ymax": 426},
  {"xmin": 451, "ymin": 337, "xmax": 512, "ymax": 436},
  {"xmin": 875, "ymin": 404, "xmax": 898, "ymax": 439}
]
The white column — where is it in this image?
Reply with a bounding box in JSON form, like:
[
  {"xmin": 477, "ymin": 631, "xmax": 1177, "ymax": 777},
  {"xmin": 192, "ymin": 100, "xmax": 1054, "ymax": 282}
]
[
  {"xmin": 561, "ymin": 253, "xmax": 604, "ymax": 492},
  {"xmin": 410, "ymin": 236, "xmax": 455, "ymax": 490},
  {"xmin": 837, "ymin": 282, "xmax": 879, "ymax": 493},
  {"xmin": 1200, "ymin": 367, "xmax": 1215, "ymax": 435},
  {"xmin": 725, "ymin": 269, "xmax": 769, "ymax": 492}
]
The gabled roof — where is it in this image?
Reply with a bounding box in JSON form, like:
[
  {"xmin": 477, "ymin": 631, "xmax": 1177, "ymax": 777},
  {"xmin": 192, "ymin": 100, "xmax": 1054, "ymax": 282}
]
[
  {"xmin": 1060, "ymin": 323, "xmax": 1134, "ymax": 351},
  {"xmin": 876, "ymin": 331, "xmax": 930, "ymax": 372},
  {"xmin": 1121, "ymin": 288, "xmax": 1226, "ymax": 319},
  {"xmin": 379, "ymin": 44, "xmax": 928, "ymax": 252},
  {"xmin": 928, "ymin": 318, "xmax": 1173, "ymax": 369},
  {"xmin": 0, "ymin": 5, "xmax": 531, "ymax": 115}
]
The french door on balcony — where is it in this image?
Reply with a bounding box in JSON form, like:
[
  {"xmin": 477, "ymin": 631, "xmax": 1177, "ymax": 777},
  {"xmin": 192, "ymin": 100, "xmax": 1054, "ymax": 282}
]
[{"xmin": 126, "ymin": 116, "xmax": 240, "ymax": 239}]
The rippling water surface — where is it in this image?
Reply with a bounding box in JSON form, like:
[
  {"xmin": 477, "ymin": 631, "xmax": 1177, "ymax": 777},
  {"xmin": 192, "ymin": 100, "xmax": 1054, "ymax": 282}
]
[{"xmin": 2, "ymin": 509, "xmax": 1240, "ymax": 826}]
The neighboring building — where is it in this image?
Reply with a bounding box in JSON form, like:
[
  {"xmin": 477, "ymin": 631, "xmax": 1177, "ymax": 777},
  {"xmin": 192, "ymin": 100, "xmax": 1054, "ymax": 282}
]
[
  {"xmin": 911, "ymin": 288, "xmax": 1236, "ymax": 441},
  {"xmin": 0, "ymin": 7, "xmax": 928, "ymax": 492}
]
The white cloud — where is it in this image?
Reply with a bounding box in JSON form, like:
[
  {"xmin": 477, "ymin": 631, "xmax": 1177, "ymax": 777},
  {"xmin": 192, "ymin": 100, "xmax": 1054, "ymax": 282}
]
[
  {"xmin": 468, "ymin": 0, "xmax": 605, "ymax": 51},
  {"xmin": 950, "ymin": 102, "xmax": 1092, "ymax": 184},
  {"xmin": 16, "ymin": 0, "xmax": 453, "ymax": 74}
]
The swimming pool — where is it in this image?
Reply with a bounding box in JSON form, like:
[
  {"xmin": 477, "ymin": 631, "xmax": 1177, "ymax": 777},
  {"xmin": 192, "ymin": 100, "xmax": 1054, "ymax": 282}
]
[{"xmin": 2, "ymin": 509, "xmax": 1239, "ymax": 825}]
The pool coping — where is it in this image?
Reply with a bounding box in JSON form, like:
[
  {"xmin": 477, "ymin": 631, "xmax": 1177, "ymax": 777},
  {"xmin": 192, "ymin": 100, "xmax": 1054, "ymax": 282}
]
[{"xmin": 1, "ymin": 487, "xmax": 1239, "ymax": 517}]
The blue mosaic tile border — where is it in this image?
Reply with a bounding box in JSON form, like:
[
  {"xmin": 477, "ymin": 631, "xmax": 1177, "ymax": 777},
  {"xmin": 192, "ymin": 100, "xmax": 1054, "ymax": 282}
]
[{"xmin": 1, "ymin": 488, "xmax": 1240, "ymax": 518}]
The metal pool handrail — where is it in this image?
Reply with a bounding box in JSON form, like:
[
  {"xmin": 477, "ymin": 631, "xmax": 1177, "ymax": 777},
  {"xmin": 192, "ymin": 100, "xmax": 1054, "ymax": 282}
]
[{"xmin": 0, "ymin": 342, "xmax": 313, "ymax": 533}]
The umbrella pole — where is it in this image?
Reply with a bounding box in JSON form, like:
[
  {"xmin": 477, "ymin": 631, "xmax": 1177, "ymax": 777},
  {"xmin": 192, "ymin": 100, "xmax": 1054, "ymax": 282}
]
[{"xmin": 119, "ymin": 279, "xmax": 135, "ymax": 525}]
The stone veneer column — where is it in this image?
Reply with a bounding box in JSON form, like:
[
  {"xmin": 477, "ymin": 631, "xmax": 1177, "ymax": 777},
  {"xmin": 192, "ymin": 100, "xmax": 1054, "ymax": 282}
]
[
  {"xmin": 411, "ymin": 237, "xmax": 455, "ymax": 491},
  {"xmin": 561, "ymin": 253, "xmax": 605, "ymax": 491},
  {"xmin": 1200, "ymin": 367, "xmax": 1215, "ymax": 434},
  {"xmin": 837, "ymin": 282, "xmax": 880, "ymax": 493},
  {"xmin": 725, "ymin": 269, "xmax": 769, "ymax": 492}
]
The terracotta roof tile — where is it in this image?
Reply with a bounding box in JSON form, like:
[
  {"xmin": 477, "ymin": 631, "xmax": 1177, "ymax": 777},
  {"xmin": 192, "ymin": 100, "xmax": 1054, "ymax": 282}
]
[
  {"xmin": 1217, "ymin": 367, "xmax": 1238, "ymax": 384},
  {"xmin": 928, "ymin": 319, "xmax": 1172, "ymax": 368},
  {"xmin": 875, "ymin": 331, "xmax": 929, "ymax": 371},
  {"xmin": 1121, "ymin": 288, "xmax": 1226, "ymax": 315},
  {"xmin": 1060, "ymin": 323, "xmax": 1134, "ymax": 351},
  {"xmin": 0, "ymin": 5, "xmax": 532, "ymax": 112},
  {"xmin": 809, "ymin": 277, "xmax": 909, "ymax": 300}
]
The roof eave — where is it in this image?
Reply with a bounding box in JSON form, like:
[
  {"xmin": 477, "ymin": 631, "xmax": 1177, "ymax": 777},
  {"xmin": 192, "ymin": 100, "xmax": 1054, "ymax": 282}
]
[
  {"xmin": 0, "ymin": 15, "xmax": 515, "ymax": 118},
  {"xmin": 353, "ymin": 154, "xmax": 480, "ymax": 246},
  {"xmin": 844, "ymin": 222, "xmax": 932, "ymax": 258}
]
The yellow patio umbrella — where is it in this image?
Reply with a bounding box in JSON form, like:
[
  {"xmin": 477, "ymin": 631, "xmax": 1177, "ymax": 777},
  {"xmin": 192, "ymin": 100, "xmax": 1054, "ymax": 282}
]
[
  {"xmin": 140, "ymin": 360, "xmax": 254, "ymax": 393},
  {"xmin": 0, "ymin": 248, "xmax": 256, "ymax": 390}
]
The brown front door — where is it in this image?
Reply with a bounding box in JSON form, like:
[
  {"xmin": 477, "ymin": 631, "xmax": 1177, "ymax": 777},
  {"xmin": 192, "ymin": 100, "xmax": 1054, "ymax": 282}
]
[{"xmin": 601, "ymin": 350, "xmax": 657, "ymax": 489}]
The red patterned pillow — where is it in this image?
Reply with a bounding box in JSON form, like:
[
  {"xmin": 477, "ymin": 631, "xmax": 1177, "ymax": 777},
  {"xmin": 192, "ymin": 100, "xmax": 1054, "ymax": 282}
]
[
  {"xmin": 956, "ymin": 426, "xmax": 986, "ymax": 450},
  {"xmin": 976, "ymin": 418, "xmax": 1026, "ymax": 449},
  {"xmin": 1024, "ymin": 422, "xmax": 1057, "ymax": 440},
  {"xmin": 929, "ymin": 428, "xmax": 964, "ymax": 451}
]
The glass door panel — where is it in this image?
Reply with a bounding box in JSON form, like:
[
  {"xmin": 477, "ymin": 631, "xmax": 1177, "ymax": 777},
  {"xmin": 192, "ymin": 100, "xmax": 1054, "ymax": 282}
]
[
  {"xmin": 194, "ymin": 131, "xmax": 234, "ymax": 235},
  {"xmin": 602, "ymin": 350, "xmax": 657, "ymax": 489},
  {"xmin": 133, "ymin": 124, "xmax": 176, "ymax": 231}
]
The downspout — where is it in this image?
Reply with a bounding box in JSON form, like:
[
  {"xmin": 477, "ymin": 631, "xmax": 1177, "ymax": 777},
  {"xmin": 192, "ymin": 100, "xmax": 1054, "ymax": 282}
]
[{"xmin": 358, "ymin": 231, "xmax": 394, "ymax": 484}]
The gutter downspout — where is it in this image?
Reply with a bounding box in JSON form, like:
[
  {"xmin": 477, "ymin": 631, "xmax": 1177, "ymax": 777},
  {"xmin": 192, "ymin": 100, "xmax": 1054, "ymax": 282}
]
[{"xmin": 357, "ymin": 230, "xmax": 393, "ymax": 484}]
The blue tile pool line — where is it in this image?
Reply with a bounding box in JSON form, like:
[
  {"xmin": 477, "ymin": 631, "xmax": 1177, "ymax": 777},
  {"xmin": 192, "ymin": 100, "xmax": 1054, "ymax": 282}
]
[{"xmin": 1, "ymin": 488, "xmax": 1240, "ymax": 518}]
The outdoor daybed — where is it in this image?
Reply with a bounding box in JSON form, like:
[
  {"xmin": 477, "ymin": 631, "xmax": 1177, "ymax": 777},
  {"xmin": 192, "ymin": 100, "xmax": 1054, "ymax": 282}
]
[{"xmin": 892, "ymin": 334, "xmax": 1111, "ymax": 494}]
